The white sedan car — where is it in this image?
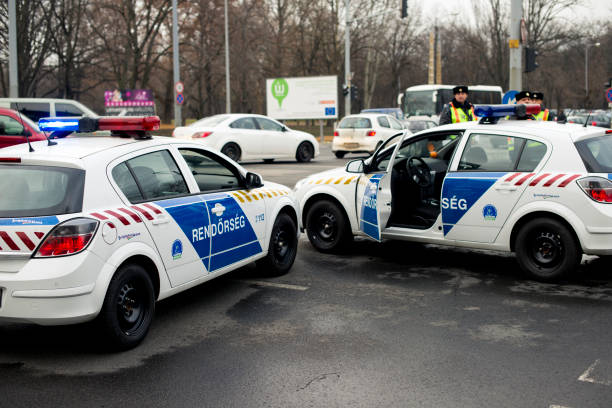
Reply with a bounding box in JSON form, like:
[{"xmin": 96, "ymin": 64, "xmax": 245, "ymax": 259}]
[
  {"xmin": 296, "ymin": 104, "xmax": 612, "ymax": 282},
  {"xmin": 173, "ymin": 114, "xmax": 319, "ymax": 163},
  {"xmin": 0, "ymin": 116, "xmax": 299, "ymax": 350},
  {"xmin": 332, "ymin": 113, "xmax": 407, "ymax": 158}
]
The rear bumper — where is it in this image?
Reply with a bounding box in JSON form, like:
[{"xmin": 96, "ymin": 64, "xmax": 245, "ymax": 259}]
[{"xmin": 332, "ymin": 137, "xmax": 379, "ymax": 153}]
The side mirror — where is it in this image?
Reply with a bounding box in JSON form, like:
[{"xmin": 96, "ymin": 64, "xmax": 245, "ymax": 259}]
[
  {"xmin": 245, "ymin": 172, "xmax": 263, "ymax": 189},
  {"xmin": 345, "ymin": 159, "xmax": 364, "ymax": 173},
  {"xmin": 281, "ymin": 125, "xmax": 288, "ymax": 132}
]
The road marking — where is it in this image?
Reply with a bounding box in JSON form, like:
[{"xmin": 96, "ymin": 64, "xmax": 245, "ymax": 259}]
[
  {"xmin": 549, "ymin": 405, "xmax": 572, "ymax": 408},
  {"xmin": 238, "ymin": 280, "xmax": 309, "ymax": 291},
  {"xmin": 578, "ymin": 359, "xmax": 612, "ymax": 386}
]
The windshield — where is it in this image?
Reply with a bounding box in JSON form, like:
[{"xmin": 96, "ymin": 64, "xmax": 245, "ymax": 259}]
[
  {"xmin": 404, "ymin": 90, "xmax": 437, "ymax": 116},
  {"xmin": 190, "ymin": 115, "xmax": 230, "ymax": 128},
  {"xmin": 0, "ymin": 165, "xmax": 85, "ymax": 217},
  {"xmin": 338, "ymin": 117, "xmax": 372, "ymax": 129}
]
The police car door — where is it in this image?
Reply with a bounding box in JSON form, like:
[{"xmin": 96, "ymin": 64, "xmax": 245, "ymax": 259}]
[
  {"xmin": 441, "ymin": 131, "xmax": 548, "ymax": 243},
  {"xmin": 175, "ymin": 147, "xmax": 266, "ymax": 274},
  {"xmin": 356, "ymin": 133, "xmax": 406, "ymax": 240}
]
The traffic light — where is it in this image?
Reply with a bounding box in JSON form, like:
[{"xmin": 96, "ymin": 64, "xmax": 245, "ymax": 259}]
[
  {"xmin": 401, "ymin": 0, "xmax": 408, "ymax": 18},
  {"xmin": 350, "ymin": 85, "xmax": 359, "ymax": 101},
  {"xmin": 525, "ymin": 47, "xmax": 539, "ymax": 73}
]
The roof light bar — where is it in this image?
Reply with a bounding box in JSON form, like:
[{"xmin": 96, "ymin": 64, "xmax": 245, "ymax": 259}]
[
  {"xmin": 473, "ymin": 104, "xmax": 541, "ymax": 124},
  {"xmin": 37, "ymin": 116, "xmax": 161, "ymax": 139}
]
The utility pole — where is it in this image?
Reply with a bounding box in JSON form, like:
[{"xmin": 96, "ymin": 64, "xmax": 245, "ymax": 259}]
[
  {"xmin": 224, "ymin": 0, "xmax": 231, "ymax": 113},
  {"xmin": 172, "ymin": 0, "xmax": 181, "ymax": 126},
  {"xmin": 8, "ymin": 0, "xmax": 18, "ymax": 97},
  {"xmin": 508, "ymin": 0, "xmax": 522, "ymax": 92},
  {"xmin": 435, "ymin": 26, "xmax": 442, "ymax": 84},
  {"xmin": 344, "ymin": 0, "xmax": 351, "ymax": 116}
]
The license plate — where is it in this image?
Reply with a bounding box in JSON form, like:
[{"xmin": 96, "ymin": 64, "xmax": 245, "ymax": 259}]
[{"xmin": 344, "ymin": 143, "xmax": 359, "ymax": 148}]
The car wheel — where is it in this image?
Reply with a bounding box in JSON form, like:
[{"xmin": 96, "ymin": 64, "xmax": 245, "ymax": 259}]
[
  {"xmin": 221, "ymin": 143, "xmax": 241, "ymax": 162},
  {"xmin": 296, "ymin": 142, "xmax": 314, "ymax": 162},
  {"xmin": 98, "ymin": 264, "xmax": 155, "ymax": 350},
  {"xmin": 256, "ymin": 212, "xmax": 298, "ymax": 276},
  {"xmin": 334, "ymin": 151, "xmax": 346, "ymax": 159},
  {"xmin": 515, "ymin": 218, "xmax": 581, "ymax": 282},
  {"xmin": 306, "ymin": 200, "xmax": 352, "ymax": 253},
  {"xmin": 263, "ymin": 159, "xmax": 274, "ymax": 164}
]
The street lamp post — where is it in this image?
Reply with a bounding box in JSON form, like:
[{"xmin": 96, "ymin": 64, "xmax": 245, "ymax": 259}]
[{"xmin": 585, "ymin": 42, "xmax": 600, "ymax": 104}]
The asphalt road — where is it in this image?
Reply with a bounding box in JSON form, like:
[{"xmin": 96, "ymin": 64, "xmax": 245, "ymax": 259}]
[{"xmin": 1, "ymin": 142, "xmax": 611, "ymax": 408}]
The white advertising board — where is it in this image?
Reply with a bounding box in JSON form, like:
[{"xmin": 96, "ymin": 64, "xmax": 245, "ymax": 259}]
[{"xmin": 266, "ymin": 75, "xmax": 338, "ymax": 120}]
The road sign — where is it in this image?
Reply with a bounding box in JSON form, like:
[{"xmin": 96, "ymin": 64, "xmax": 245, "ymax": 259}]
[
  {"xmin": 175, "ymin": 81, "xmax": 184, "ymax": 94},
  {"xmin": 503, "ymin": 90, "xmax": 518, "ymax": 104},
  {"xmin": 176, "ymin": 93, "xmax": 184, "ymax": 105},
  {"xmin": 606, "ymin": 88, "xmax": 612, "ymax": 103}
]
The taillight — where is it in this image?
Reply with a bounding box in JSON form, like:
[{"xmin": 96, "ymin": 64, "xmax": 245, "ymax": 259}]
[
  {"xmin": 34, "ymin": 218, "xmax": 99, "ymax": 257},
  {"xmin": 0, "ymin": 157, "xmax": 21, "ymax": 163},
  {"xmin": 193, "ymin": 131, "xmax": 213, "ymax": 138},
  {"xmin": 577, "ymin": 177, "xmax": 612, "ymax": 203},
  {"xmin": 333, "ymin": 131, "xmax": 339, "ymax": 137},
  {"xmin": 366, "ymin": 130, "xmax": 376, "ymax": 137},
  {"xmin": 592, "ymin": 122, "xmax": 597, "ymax": 126},
  {"xmin": 606, "ymin": 130, "xmax": 612, "ymax": 134}
]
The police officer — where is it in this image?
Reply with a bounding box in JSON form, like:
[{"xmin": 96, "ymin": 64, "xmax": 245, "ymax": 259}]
[
  {"xmin": 439, "ymin": 85, "xmax": 477, "ymax": 125},
  {"xmin": 531, "ymin": 91, "xmax": 554, "ymax": 121},
  {"xmin": 515, "ymin": 90, "xmax": 532, "ymax": 105}
]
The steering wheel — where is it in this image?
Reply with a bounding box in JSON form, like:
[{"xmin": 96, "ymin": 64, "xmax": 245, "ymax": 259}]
[{"xmin": 406, "ymin": 156, "xmax": 432, "ymax": 187}]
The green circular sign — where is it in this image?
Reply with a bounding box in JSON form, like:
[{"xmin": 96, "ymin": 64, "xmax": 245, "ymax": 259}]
[{"xmin": 271, "ymin": 78, "xmax": 289, "ymax": 108}]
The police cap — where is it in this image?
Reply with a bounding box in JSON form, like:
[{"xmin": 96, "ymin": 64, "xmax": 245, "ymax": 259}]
[
  {"xmin": 516, "ymin": 90, "xmax": 532, "ymax": 101},
  {"xmin": 452, "ymin": 85, "xmax": 469, "ymax": 94},
  {"xmin": 532, "ymin": 91, "xmax": 544, "ymax": 101}
]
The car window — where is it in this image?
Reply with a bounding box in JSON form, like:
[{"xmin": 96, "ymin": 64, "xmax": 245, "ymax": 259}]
[
  {"xmin": 255, "ymin": 117, "xmax": 283, "ymax": 131},
  {"xmin": 516, "ymin": 140, "xmax": 547, "ymax": 171},
  {"xmin": 388, "ymin": 117, "xmax": 403, "ymax": 130},
  {"xmin": 458, "ymin": 133, "xmax": 529, "ymax": 171},
  {"xmin": 113, "ymin": 150, "xmax": 189, "ymax": 202},
  {"xmin": 373, "ymin": 132, "xmax": 459, "ymax": 171},
  {"xmin": 338, "ymin": 117, "xmax": 372, "ymax": 129},
  {"xmin": 112, "ymin": 162, "xmax": 143, "ymax": 202},
  {"xmin": 575, "ymin": 135, "xmax": 612, "ymax": 172},
  {"xmin": 179, "ymin": 148, "xmax": 241, "ymax": 192},
  {"xmin": 10, "ymin": 102, "xmax": 50, "ymax": 123},
  {"xmin": 56, "ymin": 103, "xmax": 85, "ymax": 117},
  {"xmin": 229, "ymin": 117, "xmax": 257, "ymax": 130},
  {"xmin": 191, "ymin": 115, "xmax": 230, "ymax": 127},
  {"xmin": 0, "ymin": 165, "xmax": 85, "ymax": 217},
  {"xmin": 0, "ymin": 114, "xmax": 25, "ymax": 135},
  {"xmin": 377, "ymin": 116, "xmax": 390, "ymax": 128}
]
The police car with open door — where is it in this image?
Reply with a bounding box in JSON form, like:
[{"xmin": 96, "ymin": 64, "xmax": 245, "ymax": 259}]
[
  {"xmin": 0, "ymin": 116, "xmax": 299, "ymax": 350},
  {"xmin": 295, "ymin": 104, "xmax": 612, "ymax": 282}
]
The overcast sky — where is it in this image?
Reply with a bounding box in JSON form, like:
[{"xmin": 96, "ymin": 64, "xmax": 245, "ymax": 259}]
[{"xmin": 420, "ymin": 0, "xmax": 612, "ymax": 26}]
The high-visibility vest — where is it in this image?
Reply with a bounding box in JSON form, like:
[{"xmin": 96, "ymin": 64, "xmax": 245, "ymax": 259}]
[
  {"xmin": 450, "ymin": 102, "xmax": 477, "ymax": 123},
  {"xmin": 534, "ymin": 109, "xmax": 549, "ymax": 121}
]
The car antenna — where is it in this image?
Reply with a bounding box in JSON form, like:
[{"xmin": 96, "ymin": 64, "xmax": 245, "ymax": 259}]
[
  {"xmin": 583, "ymin": 110, "xmax": 592, "ymax": 128},
  {"xmin": 14, "ymin": 102, "xmax": 34, "ymax": 152}
]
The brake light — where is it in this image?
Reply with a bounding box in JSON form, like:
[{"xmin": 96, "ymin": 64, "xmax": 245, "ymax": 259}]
[
  {"xmin": 193, "ymin": 131, "xmax": 213, "ymax": 138},
  {"xmin": 577, "ymin": 177, "xmax": 612, "ymax": 203},
  {"xmin": 0, "ymin": 157, "xmax": 21, "ymax": 163},
  {"xmin": 34, "ymin": 218, "xmax": 98, "ymax": 257},
  {"xmin": 366, "ymin": 130, "xmax": 376, "ymax": 137},
  {"xmin": 333, "ymin": 131, "xmax": 339, "ymax": 137},
  {"xmin": 592, "ymin": 122, "xmax": 597, "ymax": 126},
  {"xmin": 607, "ymin": 130, "xmax": 612, "ymax": 134}
]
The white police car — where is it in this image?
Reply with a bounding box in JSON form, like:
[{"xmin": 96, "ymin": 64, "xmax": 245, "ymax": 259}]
[
  {"xmin": 0, "ymin": 116, "xmax": 299, "ymax": 349},
  {"xmin": 295, "ymin": 104, "xmax": 612, "ymax": 282}
]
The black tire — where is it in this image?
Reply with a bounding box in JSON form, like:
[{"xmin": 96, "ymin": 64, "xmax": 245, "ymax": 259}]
[
  {"xmin": 221, "ymin": 143, "xmax": 241, "ymax": 162},
  {"xmin": 97, "ymin": 264, "xmax": 155, "ymax": 350},
  {"xmin": 334, "ymin": 151, "xmax": 346, "ymax": 159},
  {"xmin": 296, "ymin": 142, "xmax": 314, "ymax": 162},
  {"xmin": 263, "ymin": 159, "xmax": 274, "ymax": 164},
  {"xmin": 256, "ymin": 212, "xmax": 298, "ymax": 276},
  {"xmin": 306, "ymin": 200, "xmax": 352, "ymax": 253},
  {"xmin": 515, "ymin": 218, "xmax": 581, "ymax": 282}
]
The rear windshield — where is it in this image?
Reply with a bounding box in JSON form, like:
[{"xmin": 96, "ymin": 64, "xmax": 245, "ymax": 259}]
[
  {"xmin": 338, "ymin": 117, "xmax": 372, "ymax": 129},
  {"xmin": 575, "ymin": 136, "xmax": 612, "ymax": 172},
  {"xmin": 0, "ymin": 165, "xmax": 85, "ymax": 217},
  {"xmin": 190, "ymin": 115, "xmax": 229, "ymax": 127}
]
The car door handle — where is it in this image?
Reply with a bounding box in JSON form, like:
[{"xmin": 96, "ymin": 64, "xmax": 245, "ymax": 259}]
[
  {"xmin": 152, "ymin": 216, "xmax": 170, "ymax": 225},
  {"xmin": 495, "ymin": 185, "xmax": 518, "ymax": 191}
]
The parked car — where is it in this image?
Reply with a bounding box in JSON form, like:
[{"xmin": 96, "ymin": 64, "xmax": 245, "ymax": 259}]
[
  {"xmin": 587, "ymin": 114, "xmax": 611, "ymax": 129},
  {"xmin": 0, "ymin": 108, "xmax": 48, "ymax": 148},
  {"xmin": 0, "ymin": 115, "xmax": 299, "ymax": 350},
  {"xmin": 332, "ymin": 113, "xmax": 406, "ymax": 158},
  {"xmin": 0, "ymin": 98, "xmax": 98, "ymax": 123},
  {"xmin": 172, "ymin": 114, "xmax": 319, "ymax": 163}
]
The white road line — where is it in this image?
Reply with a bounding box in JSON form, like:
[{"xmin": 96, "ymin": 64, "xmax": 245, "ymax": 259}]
[
  {"xmin": 549, "ymin": 405, "xmax": 573, "ymax": 408},
  {"xmin": 578, "ymin": 359, "xmax": 612, "ymax": 386},
  {"xmin": 238, "ymin": 280, "xmax": 309, "ymax": 291}
]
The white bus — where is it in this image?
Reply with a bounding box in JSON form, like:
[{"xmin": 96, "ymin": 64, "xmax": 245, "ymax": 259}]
[{"xmin": 398, "ymin": 84, "xmax": 503, "ymax": 119}]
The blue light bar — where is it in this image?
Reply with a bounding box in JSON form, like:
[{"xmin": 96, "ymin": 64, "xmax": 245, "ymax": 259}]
[
  {"xmin": 473, "ymin": 104, "xmax": 541, "ymax": 119},
  {"xmin": 38, "ymin": 117, "xmax": 81, "ymax": 132}
]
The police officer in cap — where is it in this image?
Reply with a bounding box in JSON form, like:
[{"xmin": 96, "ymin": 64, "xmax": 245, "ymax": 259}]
[
  {"xmin": 515, "ymin": 90, "xmax": 532, "ymax": 105},
  {"xmin": 531, "ymin": 91, "xmax": 554, "ymax": 121},
  {"xmin": 439, "ymin": 85, "xmax": 477, "ymax": 125}
]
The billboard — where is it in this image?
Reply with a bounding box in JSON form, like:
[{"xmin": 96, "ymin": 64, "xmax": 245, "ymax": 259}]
[
  {"xmin": 266, "ymin": 75, "xmax": 338, "ymax": 120},
  {"xmin": 105, "ymin": 89, "xmax": 156, "ymax": 116}
]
